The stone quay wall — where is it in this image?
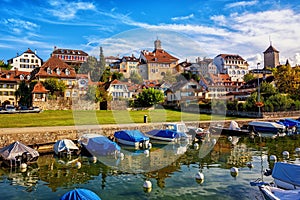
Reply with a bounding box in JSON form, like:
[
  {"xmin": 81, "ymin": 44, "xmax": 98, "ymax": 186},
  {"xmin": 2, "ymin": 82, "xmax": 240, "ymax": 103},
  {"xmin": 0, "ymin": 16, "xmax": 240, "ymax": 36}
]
[{"xmin": 0, "ymin": 119, "xmax": 256, "ymax": 150}]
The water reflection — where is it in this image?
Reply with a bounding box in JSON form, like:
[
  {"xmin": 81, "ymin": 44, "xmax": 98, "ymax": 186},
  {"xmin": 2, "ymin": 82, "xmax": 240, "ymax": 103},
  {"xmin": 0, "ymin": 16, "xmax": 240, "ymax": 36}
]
[{"xmin": 1, "ymin": 135, "xmax": 300, "ymax": 199}]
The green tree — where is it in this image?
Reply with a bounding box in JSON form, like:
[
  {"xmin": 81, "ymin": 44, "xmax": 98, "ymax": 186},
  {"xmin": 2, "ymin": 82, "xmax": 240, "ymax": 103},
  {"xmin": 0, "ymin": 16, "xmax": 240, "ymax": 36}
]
[
  {"xmin": 79, "ymin": 56, "xmax": 100, "ymax": 82},
  {"xmin": 15, "ymin": 81, "xmax": 31, "ymax": 106},
  {"xmin": 243, "ymin": 73, "xmax": 255, "ymax": 82},
  {"xmin": 43, "ymin": 78, "xmax": 66, "ymax": 96},
  {"xmin": 129, "ymin": 71, "xmax": 143, "ymax": 84},
  {"xmin": 85, "ymin": 85, "xmax": 111, "ymax": 103},
  {"xmin": 260, "ymin": 82, "xmax": 277, "ymax": 98},
  {"xmin": 111, "ymin": 71, "xmax": 124, "ymax": 80},
  {"xmin": 136, "ymin": 88, "xmax": 164, "ymax": 107},
  {"xmin": 0, "ymin": 60, "xmax": 12, "ymax": 70},
  {"xmin": 100, "ymin": 67, "xmax": 111, "ymax": 82},
  {"xmin": 163, "ymin": 70, "xmax": 176, "ymax": 83}
]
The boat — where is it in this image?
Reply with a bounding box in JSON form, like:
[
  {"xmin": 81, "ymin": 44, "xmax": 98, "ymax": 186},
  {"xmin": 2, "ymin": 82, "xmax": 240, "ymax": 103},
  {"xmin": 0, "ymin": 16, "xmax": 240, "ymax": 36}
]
[
  {"xmin": 276, "ymin": 118, "xmax": 300, "ymax": 129},
  {"xmin": 271, "ymin": 162, "xmax": 300, "ymax": 190},
  {"xmin": 114, "ymin": 130, "xmax": 150, "ymax": 149},
  {"xmin": 144, "ymin": 129, "xmax": 188, "ymax": 142},
  {"xmin": 0, "ymin": 141, "xmax": 39, "ymax": 167},
  {"xmin": 259, "ymin": 185, "xmax": 300, "ymax": 200},
  {"xmin": 78, "ymin": 134, "xmax": 121, "ymax": 157},
  {"xmin": 248, "ymin": 121, "xmax": 286, "ymax": 134},
  {"xmin": 60, "ymin": 188, "xmax": 101, "ymax": 200},
  {"xmin": 53, "ymin": 139, "xmax": 80, "ymax": 157},
  {"xmin": 163, "ymin": 122, "xmax": 194, "ymax": 140},
  {"xmin": 209, "ymin": 120, "xmax": 251, "ymax": 136}
]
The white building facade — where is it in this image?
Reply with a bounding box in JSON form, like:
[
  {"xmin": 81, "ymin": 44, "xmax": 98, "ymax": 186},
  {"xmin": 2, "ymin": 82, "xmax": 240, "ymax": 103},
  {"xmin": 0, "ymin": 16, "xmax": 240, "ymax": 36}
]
[{"xmin": 7, "ymin": 48, "xmax": 43, "ymax": 72}]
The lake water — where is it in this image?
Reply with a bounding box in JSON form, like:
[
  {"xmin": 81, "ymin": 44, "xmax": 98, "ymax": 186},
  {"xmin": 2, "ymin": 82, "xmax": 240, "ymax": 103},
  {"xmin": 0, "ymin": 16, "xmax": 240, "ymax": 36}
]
[{"xmin": 1, "ymin": 134, "xmax": 300, "ymax": 200}]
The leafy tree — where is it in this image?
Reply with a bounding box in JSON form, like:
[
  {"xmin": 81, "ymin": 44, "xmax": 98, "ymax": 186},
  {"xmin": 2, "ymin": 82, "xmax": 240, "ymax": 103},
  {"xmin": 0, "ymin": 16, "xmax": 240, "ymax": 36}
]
[
  {"xmin": 0, "ymin": 60, "xmax": 12, "ymax": 70},
  {"xmin": 100, "ymin": 67, "xmax": 112, "ymax": 82},
  {"xmin": 85, "ymin": 85, "xmax": 111, "ymax": 103},
  {"xmin": 111, "ymin": 71, "xmax": 124, "ymax": 81},
  {"xmin": 79, "ymin": 56, "xmax": 100, "ymax": 82},
  {"xmin": 243, "ymin": 73, "xmax": 255, "ymax": 82},
  {"xmin": 15, "ymin": 81, "xmax": 31, "ymax": 106},
  {"xmin": 129, "ymin": 71, "xmax": 143, "ymax": 84},
  {"xmin": 260, "ymin": 82, "xmax": 277, "ymax": 98},
  {"xmin": 265, "ymin": 94, "xmax": 293, "ymax": 111},
  {"xmin": 43, "ymin": 78, "xmax": 66, "ymax": 96},
  {"xmin": 163, "ymin": 70, "xmax": 176, "ymax": 83},
  {"xmin": 136, "ymin": 88, "xmax": 164, "ymax": 107},
  {"xmin": 273, "ymin": 63, "xmax": 300, "ymax": 99}
]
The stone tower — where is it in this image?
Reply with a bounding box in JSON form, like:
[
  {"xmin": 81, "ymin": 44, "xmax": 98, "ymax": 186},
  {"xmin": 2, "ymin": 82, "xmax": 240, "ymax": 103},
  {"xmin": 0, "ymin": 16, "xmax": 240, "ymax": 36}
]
[
  {"xmin": 154, "ymin": 38, "xmax": 162, "ymax": 50},
  {"xmin": 263, "ymin": 43, "xmax": 279, "ymax": 68}
]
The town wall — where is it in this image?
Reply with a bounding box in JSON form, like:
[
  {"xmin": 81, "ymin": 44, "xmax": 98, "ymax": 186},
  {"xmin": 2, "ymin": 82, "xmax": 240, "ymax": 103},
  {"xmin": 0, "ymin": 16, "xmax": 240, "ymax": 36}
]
[{"xmin": 0, "ymin": 120, "xmax": 253, "ymax": 150}]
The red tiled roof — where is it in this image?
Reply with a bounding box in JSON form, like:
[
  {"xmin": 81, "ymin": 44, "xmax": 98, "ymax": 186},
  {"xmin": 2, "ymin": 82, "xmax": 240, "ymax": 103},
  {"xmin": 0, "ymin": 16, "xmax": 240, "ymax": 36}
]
[
  {"xmin": 141, "ymin": 49, "xmax": 178, "ymax": 63},
  {"xmin": 0, "ymin": 70, "xmax": 31, "ymax": 82},
  {"xmin": 35, "ymin": 56, "xmax": 76, "ymax": 79},
  {"xmin": 32, "ymin": 82, "xmax": 49, "ymax": 93},
  {"xmin": 24, "ymin": 48, "xmax": 35, "ymax": 54}
]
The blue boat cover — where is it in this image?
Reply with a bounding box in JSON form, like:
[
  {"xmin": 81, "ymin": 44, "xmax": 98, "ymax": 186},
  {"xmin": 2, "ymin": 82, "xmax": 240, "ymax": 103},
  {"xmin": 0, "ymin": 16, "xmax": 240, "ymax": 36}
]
[
  {"xmin": 277, "ymin": 118, "xmax": 300, "ymax": 128},
  {"xmin": 60, "ymin": 188, "xmax": 101, "ymax": 200},
  {"xmin": 85, "ymin": 135, "xmax": 121, "ymax": 156},
  {"xmin": 114, "ymin": 130, "xmax": 149, "ymax": 142},
  {"xmin": 146, "ymin": 129, "xmax": 181, "ymax": 139},
  {"xmin": 272, "ymin": 162, "xmax": 300, "ymax": 187}
]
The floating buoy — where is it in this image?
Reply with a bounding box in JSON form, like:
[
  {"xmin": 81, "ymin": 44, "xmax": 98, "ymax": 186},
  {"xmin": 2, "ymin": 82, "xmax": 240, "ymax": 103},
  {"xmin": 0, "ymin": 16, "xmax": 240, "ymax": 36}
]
[
  {"xmin": 91, "ymin": 156, "xmax": 97, "ymax": 163},
  {"xmin": 230, "ymin": 167, "xmax": 239, "ymax": 177},
  {"xmin": 144, "ymin": 149, "xmax": 150, "ymax": 157},
  {"xmin": 269, "ymin": 155, "xmax": 277, "ymax": 162},
  {"xmin": 228, "ymin": 136, "xmax": 232, "ymax": 142},
  {"xmin": 194, "ymin": 143, "xmax": 199, "ymax": 150},
  {"xmin": 247, "ymin": 162, "xmax": 254, "ymax": 169},
  {"xmin": 295, "ymin": 147, "xmax": 300, "ymax": 153},
  {"xmin": 117, "ymin": 152, "xmax": 124, "ymax": 160},
  {"xmin": 148, "ymin": 143, "xmax": 152, "ymax": 149},
  {"xmin": 282, "ymin": 151, "xmax": 289, "ymax": 158},
  {"xmin": 143, "ymin": 180, "xmax": 152, "ymax": 192},
  {"xmin": 20, "ymin": 163, "xmax": 27, "ymax": 170},
  {"xmin": 75, "ymin": 161, "xmax": 82, "ymax": 169}
]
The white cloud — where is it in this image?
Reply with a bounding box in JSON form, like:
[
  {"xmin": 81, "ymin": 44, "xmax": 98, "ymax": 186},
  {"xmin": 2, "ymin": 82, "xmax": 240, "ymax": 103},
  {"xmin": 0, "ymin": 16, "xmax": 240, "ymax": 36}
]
[
  {"xmin": 2, "ymin": 18, "xmax": 39, "ymax": 34},
  {"xmin": 210, "ymin": 15, "xmax": 227, "ymax": 26},
  {"xmin": 47, "ymin": 0, "xmax": 96, "ymax": 20},
  {"xmin": 171, "ymin": 14, "xmax": 194, "ymax": 21},
  {"xmin": 226, "ymin": 0, "xmax": 258, "ymax": 9}
]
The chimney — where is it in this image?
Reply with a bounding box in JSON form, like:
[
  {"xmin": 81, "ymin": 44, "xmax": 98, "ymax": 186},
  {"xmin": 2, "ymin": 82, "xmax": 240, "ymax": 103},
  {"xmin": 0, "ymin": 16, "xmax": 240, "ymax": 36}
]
[{"xmin": 34, "ymin": 49, "xmax": 37, "ymax": 54}]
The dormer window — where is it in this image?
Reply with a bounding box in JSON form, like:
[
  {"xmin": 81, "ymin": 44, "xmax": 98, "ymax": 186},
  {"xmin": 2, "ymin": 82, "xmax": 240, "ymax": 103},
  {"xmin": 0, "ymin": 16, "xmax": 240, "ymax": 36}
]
[
  {"xmin": 56, "ymin": 68, "xmax": 61, "ymax": 75},
  {"xmin": 20, "ymin": 74, "xmax": 24, "ymax": 80},
  {"xmin": 65, "ymin": 68, "xmax": 70, "ymax": 75},
  {"xmin": 47, "ymin": 67, "xmax": 52, "ymax": 74}
]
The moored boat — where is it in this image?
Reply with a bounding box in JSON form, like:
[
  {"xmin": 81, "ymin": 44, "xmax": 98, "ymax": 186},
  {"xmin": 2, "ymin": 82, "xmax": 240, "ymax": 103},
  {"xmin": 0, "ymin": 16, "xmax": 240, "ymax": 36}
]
[
  {"xmin": 259, "ymin": 185, "xmax": 300, "ymax": 200},
  {"xmin": 248, "ymin": 121, "xmax": 286, "ymax": 135},
  {"xmin": 144, "ymin": 129, "xmax": 188, "ymax": 142},
  {"xmin": 114, "ymin": 130, "xmax": 150, "ymax": 149},
  {"xmin": 0, "ymin": 141, "xmax": 39, "ymax": 167},
  {"xmin": 53, "ymin": 139, "xmax": 80, "ymax": 157},
  {"xmin": 209, "ymin": 120, "xmax": 251, "ymax": 136},
  {"xmin": 78, "ymin": 134, "xmax": 121, "ymax": 157},
  {"xmin": 271, "ymin": 162, "xmax": 300, "ymax": 190}
]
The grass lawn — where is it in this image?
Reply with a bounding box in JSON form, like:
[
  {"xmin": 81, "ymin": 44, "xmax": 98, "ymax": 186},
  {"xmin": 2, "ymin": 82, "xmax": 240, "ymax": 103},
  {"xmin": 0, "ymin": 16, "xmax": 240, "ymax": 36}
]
[{"xmin": 0, "ymin": 109, "xmax": 240, "ymax": 128}]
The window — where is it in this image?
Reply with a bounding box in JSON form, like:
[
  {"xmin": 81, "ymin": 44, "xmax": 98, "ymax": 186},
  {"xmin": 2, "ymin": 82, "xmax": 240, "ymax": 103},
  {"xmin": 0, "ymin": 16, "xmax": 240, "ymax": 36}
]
[
  {"xmin": 56, "ymin": 68, "xmax": 61, "ymax": 75},
  {"xmin": 65, "ymin": 69, "xmax": 70, "ymax": 75},
  {"xmin": 47, "ymin": 67, "xmax": 52, "ymax": 74}
]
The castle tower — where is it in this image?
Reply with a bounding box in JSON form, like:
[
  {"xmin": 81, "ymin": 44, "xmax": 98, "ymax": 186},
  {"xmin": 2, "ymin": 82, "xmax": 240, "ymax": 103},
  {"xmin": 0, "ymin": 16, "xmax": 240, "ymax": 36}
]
[
  {"xmin": 154, "ymin": 38, "xmax": 162, "ymax": 50},
  {"xmin": 263, "ymin": 43, "xmax": 279, "ymax": 68}
]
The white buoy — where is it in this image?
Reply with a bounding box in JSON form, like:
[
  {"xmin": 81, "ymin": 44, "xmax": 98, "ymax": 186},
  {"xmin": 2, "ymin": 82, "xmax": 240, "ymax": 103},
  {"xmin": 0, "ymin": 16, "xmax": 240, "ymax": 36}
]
[
  {"xmin": 148, "ymin": 143, "xmax": 152, "ymax": 149},
  {"xmin": 282, "ymin": 151, "xmax": 289, "ymax": 158},
  {"xmin": 228, "ymin": 136, "xmax": 232, "ymax": 142},
  {"xmin": 194, "ymin": 143, "xmax": 199, "ymax": 150},
  {"xmin": 269, "ymin": 155, "xmax": 277, "ymax": 162},
  {"xmin": 144, "ymin": 149, "xmax": 150, "ymax": 157},
  {"xmin": 117, "ymin": 152, "xmax": 124, "ymax": 160},
  {"xmin": 195, "ymin": 172, "xmax": 204, "ymax": 184},
  {"xmin": 75, "ymin": 161, "xmax": 82, "ymax": 169},
  {"xmin": 91, "ymin": 156, "xmax": 97, "ymax": 163},
  {"xmin": 143, "ymin": 180, "xmax": 152, "ymax": 188},
  {"xmin": 247, "ymin": 162, "xmax": 254, "ymax": 169},
  {"xmin": 230, "ymin": 167, "xmax": 239, "ymax": 177},
  {"xmin": 20, "ymin": 163, "xmax": 27, "ymax": 170},
  {"xmin": 295, "ymin": 147, "xmax": 300, "ymax": 153}
]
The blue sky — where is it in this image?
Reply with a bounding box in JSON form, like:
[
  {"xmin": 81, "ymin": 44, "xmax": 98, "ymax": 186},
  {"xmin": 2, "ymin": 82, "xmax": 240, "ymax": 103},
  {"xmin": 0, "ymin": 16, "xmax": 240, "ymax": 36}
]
[{"xmin": 1, "ymin": 0, "xmax": 300, "ymax": 68}]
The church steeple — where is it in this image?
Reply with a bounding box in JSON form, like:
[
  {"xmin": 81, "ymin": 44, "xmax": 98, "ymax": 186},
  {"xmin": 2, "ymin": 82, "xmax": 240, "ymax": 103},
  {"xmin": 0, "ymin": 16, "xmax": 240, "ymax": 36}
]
[{"xmin": 154, "ymin": 38, "xmax": 162, "ymax": 50}]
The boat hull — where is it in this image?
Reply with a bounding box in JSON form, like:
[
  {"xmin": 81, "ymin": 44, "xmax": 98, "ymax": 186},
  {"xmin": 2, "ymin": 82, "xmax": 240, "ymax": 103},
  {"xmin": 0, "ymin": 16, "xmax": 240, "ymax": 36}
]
[{"xmin": 115, "ymin": 138, "xmax": 150, "ymax": 149}]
